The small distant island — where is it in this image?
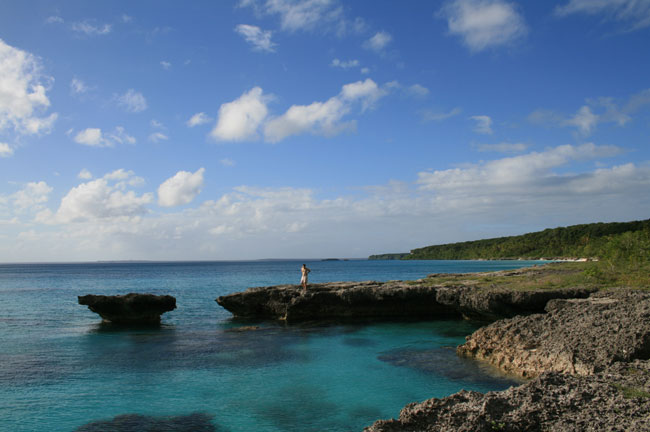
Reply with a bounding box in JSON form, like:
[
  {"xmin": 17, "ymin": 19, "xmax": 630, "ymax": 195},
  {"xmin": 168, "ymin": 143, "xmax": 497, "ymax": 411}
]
[{"xmin": 369, "ymin": 218, "xmax": 650, "ymax": 261}]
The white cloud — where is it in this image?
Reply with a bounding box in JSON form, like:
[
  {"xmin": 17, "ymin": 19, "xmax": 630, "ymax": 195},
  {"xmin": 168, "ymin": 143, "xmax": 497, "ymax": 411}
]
[
  {"xmin": 331, "ymin": 58, "xmax": 360, "ymax": 69},
  {"xmin": 476, "ymin": 142, "xmax": 529, "ymax": 153},
  {"xmin": 363, "ymin": 31, "xmax": 392, "ymax": 52},
  {"xmin": 0, "ymin": 142, "xmax": 14, "ymax": 157},
  {"xmin": 360, "ymin": 67, "xmax": 370, "ymax": 74},
  {"xmin": 49, "ymin": 171, "xmax": 152, "ymax": 223},
  {"xmin": 148, "ymin": 132, "xmax": 169, "ymax": 143},
  {"xmin": 187, "ymin": 112, "xmax": 212, "ymax": 127},
  {"xmin": 121, "ymin": 14, "xmax": 133, "ymax": 23},
  {"xmin": 264, "ymin": 78, "xmax": 386, "ymax": 142},
  {"xmin": 556, "ymin": 0, "xmax": 650, "ymax": 30},
  {"xmin": 78, "ymin": 169, "xmax": 93, "ymax": 180},
  {"xmin": 210, "ymin": 87, "xmax": 270, "ymax": 142},
  {"xmin": 417, "ymin": 143, "xmax": 622, "ymax": 194},
  {"xmin": 528, "ymin": 89, "xmax": 650, "ymax": 136},
  {"xmin": 12, "ymin": 181, "xmax": 52, "ymax": 210},
  {"xmin": 470, "ymin": 115, "xmax": 493, "ymax": 134},
  {"xmin": 73, "ymin": 126, "xmax": 135, "ymax": 147},
  {"xmin": 440, "ymin": 0, "xmax": 527, "ymax": 52},
  {"xmin": 71, "ymin": 20, "xmax": 112, "ymax": 36},
  {"xmin": 117, "ymin": 89, "xmax": 147, "ymax": 113},
  {"xmin": 406, "ymin": 84, "xmax": 430, "ymax": 97},
  {"xmin": 245, "ymin": 0, "xmax": 344, "ymax": 32},
  {"xmin": 421, "ymin": 107, "xmax": 462, "ymax": 122},
  {"xmin": 70, "ymin": 78, "xmax": 89, "ymax": 95},
  {"xmin": 0, "ymin": 39, "xmax": 58, "ymax": 137},
  {"xmin": 220, "ymin": 158, "xmax": 236, "ymax": 167},
  {"xmin": 235, "ymin": 24, "xmax": 277, "ymax": 52},
  {"xmin": 160, "ymin": 61, "xmax": 171, "ymax": 70},
  {"xmin": 157, "ymin": 168, "xmax": 205, "ymax": 207},
  {"xmin": 565, "ymin": 105, "xmax": 598, "ymax": 135},
  {"xmin": 46, "ymin": 16, "xmax": 64, "ymax": 24},
  {"xmin": 151, "ymin": 119, "xmax": 164, "ymax": 129}
]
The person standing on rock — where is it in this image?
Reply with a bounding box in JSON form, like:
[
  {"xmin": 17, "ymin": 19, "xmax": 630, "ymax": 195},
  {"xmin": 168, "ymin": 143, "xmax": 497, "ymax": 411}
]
[{"xmin": 300, "ymin": 264, "xmax": 311, "ymax": 291}]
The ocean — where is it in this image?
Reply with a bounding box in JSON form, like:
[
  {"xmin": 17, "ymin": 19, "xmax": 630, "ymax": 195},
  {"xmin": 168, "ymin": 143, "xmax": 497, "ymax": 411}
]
[{"xmin": 0, "ymin": 259, "xmax": 538, "ymax": 431}]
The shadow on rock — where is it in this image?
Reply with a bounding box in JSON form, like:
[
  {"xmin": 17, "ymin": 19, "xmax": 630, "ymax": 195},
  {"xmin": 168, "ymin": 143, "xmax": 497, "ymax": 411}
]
[{"xmin": 75, "ymin": 412, "xmax": 225, "ymax": 432}]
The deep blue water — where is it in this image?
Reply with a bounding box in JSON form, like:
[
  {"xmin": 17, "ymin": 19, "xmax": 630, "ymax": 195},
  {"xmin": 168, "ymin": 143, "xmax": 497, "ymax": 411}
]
[{"xmin": 0, "ymin": 260, "xmax": 537, "ymax": 431}]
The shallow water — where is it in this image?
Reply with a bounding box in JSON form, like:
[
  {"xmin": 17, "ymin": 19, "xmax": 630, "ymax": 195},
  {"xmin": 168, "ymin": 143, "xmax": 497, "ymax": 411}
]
[{"xmin": 0, "ymin": 260, "xmax": 535, "ymax": 431}]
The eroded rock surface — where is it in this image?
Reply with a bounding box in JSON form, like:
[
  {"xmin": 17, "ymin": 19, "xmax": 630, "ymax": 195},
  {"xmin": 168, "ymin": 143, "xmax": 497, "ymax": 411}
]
[
  {"xmin": 457, "ymin": 291, "xmax": 650, "ymax": 378},
  {"xmin": 365, "ymin": 359, "xmax": 650, "ymax": 432},
  {"xmin": 216, "ymin": 281, "xmax": 456, "ymax": 322},
  {"xmin": 78, "ymin": 293, "xmax": 176, "ymax": 324},
  {"xmin": 216, "ymin": 281, "xmax": 592, "ymax": 322}
]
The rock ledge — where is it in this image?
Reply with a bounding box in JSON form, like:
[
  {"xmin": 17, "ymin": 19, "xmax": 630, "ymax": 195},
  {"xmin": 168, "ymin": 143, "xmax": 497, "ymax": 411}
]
[{"xmin": 78, "ymin": 293, "xmax": 176, "ymax": 324}]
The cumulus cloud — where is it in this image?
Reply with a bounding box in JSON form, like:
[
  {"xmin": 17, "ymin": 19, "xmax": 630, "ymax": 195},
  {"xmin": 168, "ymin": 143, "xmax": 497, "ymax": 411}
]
[
  {"xmin": 48, "ymin": 171, "xmax": 152, "ymax": 223},
  {"xmin": 363, "ymin": 31, "xmax": 392, "ymax": 52},
  {"xmin": 0, "ymin": 39, "xmax": 58, "ymax": 137},
  {"xmin": 73, "ymin": 126, "xmax": 135, "ymax": 147},
  {"xmin": 556, "ymin": 0, "xmax": 650, "ymax": 30},
  {"xmin": 71, "ymin": 20, "xmax": 112, "ymax": 36},
  {"xmin": 46, "ymin": 16, "xmax": 64, "ymax": 24},
  {"xmin": 470, "ymin": 115, "xmax": 493, "ymax": 134},
  {"xmin": 264, "ymin": 78, "xmax": 386, "ymax": 142},
  {"xmin": 117, "ymin": 89, "xmax": 147, "ymax": 113},
  {"xmin": 440, "ymin": 0, "xmax": 527, "ymax": 52},
  {"xmin": 160, "ymin": 61, "xmax": 171, "ymax": 70},
  {"xmin": 220, "ymin": 158, "xmax": 236, "ymax": 167},
  {"xmin": 12, "ymin": 181, "xmax": 52, "ymax": 211},
  {"xmin": 210, "ymin": 87, "xmax": 270, "ymax": 142},
  {"xmin": 406, "ymin": 84, "xmax": 430, "ymax": 97},
  {"xmin": 157, "ymin": 168, "xmax": 205, "ymax": 207},
  {"xmin": 0, "ymin": 142, "xmax": 13, "ymax": 157},
  {"xmin": 235, "ymin": 24, "xmax": 277, "ymax": 52},
  {"xmin": 186, "ymin": 112, "xmax": 212, "ymax": 127},
  {"xmin": 565, "ymin": 105, "xmax": 598, "ymax": 135}
]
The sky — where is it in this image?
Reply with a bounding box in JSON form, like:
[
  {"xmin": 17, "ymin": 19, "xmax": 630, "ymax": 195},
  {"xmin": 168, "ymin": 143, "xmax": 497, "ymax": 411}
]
[{"xmin": 0, "ymin": 0, "xmax": 649, "ymax": 262}]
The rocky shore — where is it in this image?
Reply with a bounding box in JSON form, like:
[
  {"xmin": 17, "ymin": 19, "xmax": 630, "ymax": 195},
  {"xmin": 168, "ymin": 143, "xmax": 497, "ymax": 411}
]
[
  {"xmin": 366, "ymin": 290, "xmax": 650, "ymax": 431},
  {"xmin": 216, "ymin": 278, "xmax": 593, "ymax": 322},
  {"xmin": 78, "ymin": 293, "xmax": 176, "ymax": 324},
  {"xmin": 216, "ymin": 267, "xmax": 650, "ymax": 431}
]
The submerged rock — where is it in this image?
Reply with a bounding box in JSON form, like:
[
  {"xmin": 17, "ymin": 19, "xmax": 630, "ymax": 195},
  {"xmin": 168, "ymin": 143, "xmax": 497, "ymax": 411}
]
[
  {"xmin": 457, "ymin": 291, "xmax": 650, "ymax": 378},
  {"xmin": 78, "ymin": 293, "xmax": 176, "ymax": 324},
  {"xmin": 75, "ymin": 412, "xmax": 218, "ymax": 432},
  {"xmin": 365, "ymin": 359, "xmax": 650, "ymax": 432}
]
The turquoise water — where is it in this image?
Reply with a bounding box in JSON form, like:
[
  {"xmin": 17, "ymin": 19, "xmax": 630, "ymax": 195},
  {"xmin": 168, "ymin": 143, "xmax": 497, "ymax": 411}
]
[{"xmin": 0, "ymin": 260, "xmax": 536, "ymax": 431}]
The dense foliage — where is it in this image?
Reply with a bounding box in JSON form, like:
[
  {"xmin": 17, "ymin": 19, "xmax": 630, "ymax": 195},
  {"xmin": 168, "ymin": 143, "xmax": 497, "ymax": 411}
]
[{"xmin": 402, "ymin": 219, "xmax": 650, "ymax": 260}]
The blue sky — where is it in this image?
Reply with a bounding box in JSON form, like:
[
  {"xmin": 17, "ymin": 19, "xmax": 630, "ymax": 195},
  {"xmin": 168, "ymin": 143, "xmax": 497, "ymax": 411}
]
[{"xmin": 1, "ymin": 0, "xmax": 649, "ymax": 261}]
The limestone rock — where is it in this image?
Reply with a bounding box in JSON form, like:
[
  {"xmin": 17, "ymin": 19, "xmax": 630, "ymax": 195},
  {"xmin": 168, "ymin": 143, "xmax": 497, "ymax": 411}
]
[
  {"xmin": 365, "ymin": 359, "xmax": 650, "ymax": 432},
  {"xmin": 457, "ymin": 291, "xmax": 650, "ymax": 378},
  {"xmin": 78, "ymin": 293, "xmax": 176, "ymax": 324}
]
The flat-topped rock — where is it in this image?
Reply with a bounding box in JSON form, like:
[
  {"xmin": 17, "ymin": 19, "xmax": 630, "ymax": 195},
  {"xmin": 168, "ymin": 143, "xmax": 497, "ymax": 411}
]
[
  {"xmin": 78, "ymin": 293, "xmax": 176, "ymax": 324},
  {"xmin": 216, "ymin": 281, "xmax": 457, "ymax": 322},
  {"xmin": 457, "ymin": 291, "xmax": 650, "ymax": 378},
  {"xmin": 216, "ymin": 280, "xmax": 595, "ymax": 322}
]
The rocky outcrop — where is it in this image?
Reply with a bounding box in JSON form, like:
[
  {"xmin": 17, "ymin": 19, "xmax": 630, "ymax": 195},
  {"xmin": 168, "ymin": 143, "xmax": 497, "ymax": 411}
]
[
  {"xmin": 434, "ymin": 286, "xmax": 595, "ymax": 321},
  {"xmin": 365, "ymin": 359, "xmax": 650, "ymax": 432},
  {"xmin": 216, "ymin": 281, "xmax": 594, "ymax": 322},
  {"xmin": 216, "ymin": 281, "xmax": 457, "ymax": 322},
  {"xmin": 456, "ymin": 291, "xmax": 650, "ymax": 378},
  {"xmin": 78, "ymin": 293, "xmax": 176, "ymax": 324}
]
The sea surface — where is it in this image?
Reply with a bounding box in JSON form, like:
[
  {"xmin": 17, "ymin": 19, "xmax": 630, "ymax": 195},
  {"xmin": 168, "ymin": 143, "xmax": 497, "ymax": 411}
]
[{"xmin": 0, "ymin": 259, "xmax": 540, "ymax": 432}]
